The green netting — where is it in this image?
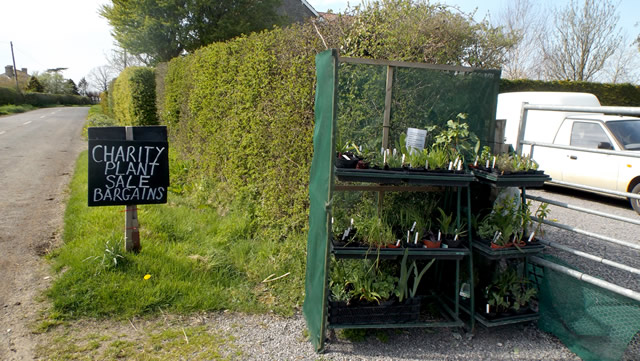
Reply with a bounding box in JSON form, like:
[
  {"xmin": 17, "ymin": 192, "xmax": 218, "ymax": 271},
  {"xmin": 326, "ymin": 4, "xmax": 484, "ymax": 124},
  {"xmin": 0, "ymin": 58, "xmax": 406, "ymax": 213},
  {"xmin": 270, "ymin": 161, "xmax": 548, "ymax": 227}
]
[
  {"xmin": 336, "ymin": 61, "xmax": 501, "ymax": 150},
  {"xmin": 534, "ymin": 255, "xmax": 640, "ymax": 361},
  {"xmin": 303, "ymin": 49, "xmax": 337, "ymax": 352}
]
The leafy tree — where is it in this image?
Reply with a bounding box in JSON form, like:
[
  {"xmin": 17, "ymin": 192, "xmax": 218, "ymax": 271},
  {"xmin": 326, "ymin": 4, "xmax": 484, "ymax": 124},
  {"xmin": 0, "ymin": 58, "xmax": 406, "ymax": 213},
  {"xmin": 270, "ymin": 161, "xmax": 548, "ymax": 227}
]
[
  {"xmin": 36, "ymin": 71, "xmax": 73, "ymax": 94},
  {"xmin": 540, "ymin": 0, "xmax": 622, "ymax": 81},
  {"xmin": 318, "ymin": 0, "xmax": 517, "ymax": 68},
  {"xmin": 67, "ymin": 79, "xmax": 80, "ymax": 95},
  {"xmin": 100, "ymin": 0, "xmax": 285, "ymax": 64},
  {"xmin": 26, "ymin": 76, "xmax": 44, "ymax": 92},
  {"xmin": 78, "ymin": 77, "xmax": 89, "ymax": 96}
]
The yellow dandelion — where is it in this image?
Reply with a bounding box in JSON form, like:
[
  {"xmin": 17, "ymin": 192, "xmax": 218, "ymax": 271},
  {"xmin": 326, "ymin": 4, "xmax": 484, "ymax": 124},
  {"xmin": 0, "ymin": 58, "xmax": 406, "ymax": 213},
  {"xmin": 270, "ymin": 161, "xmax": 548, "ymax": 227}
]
[{"xmin": 144, "ymin": 274, "xmax": 151, "ymax": 280}]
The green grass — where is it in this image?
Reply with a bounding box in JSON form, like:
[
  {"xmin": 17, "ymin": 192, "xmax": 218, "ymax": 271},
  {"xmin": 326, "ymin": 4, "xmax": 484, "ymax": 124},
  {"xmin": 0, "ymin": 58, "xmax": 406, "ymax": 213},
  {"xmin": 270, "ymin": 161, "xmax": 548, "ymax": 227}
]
[
  {"xmin": 47, "ymin": 151, "xmax": 307, "ymax": 320},
  {"xmin": 0, "ymin": 103, "xmax": 35, "ymax": 115},
  {"xmin": 35, "ymin": 322, "xmax": 240, "ymax": 360},
  {"xmin": 82, "ymin": 105, "xmax": 118, "ymax": 138}
]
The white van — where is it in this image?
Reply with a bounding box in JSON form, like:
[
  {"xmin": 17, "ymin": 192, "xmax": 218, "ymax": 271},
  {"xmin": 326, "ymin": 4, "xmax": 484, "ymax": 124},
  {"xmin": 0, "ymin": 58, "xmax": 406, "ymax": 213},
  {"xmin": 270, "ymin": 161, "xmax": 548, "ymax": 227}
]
[{"xmin": 496, "ymin": 91, "xmax": 640, "ymax": 214}]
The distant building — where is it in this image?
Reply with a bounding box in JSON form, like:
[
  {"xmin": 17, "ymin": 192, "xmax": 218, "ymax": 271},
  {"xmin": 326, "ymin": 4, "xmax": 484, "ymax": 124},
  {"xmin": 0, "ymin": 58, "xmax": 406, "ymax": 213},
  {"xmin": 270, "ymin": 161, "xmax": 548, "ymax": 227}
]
[
  {"xmin": 0, "ymin": 65, "xmax": 29, "ymax": 89},
  {"xmin": 2, "ymin": 65, "xmax": 29, "ymax": 79},
  {"xmin": 279, "ymin": 0, "xmax": 319, "ymax": 23}
]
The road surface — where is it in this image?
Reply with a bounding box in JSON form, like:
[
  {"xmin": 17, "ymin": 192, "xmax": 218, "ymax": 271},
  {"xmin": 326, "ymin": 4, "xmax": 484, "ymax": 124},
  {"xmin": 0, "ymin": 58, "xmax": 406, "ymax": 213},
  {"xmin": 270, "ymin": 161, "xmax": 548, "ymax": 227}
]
[{"xmin": 0, "ymin": 107, "xmax": 87, "ymax": 360}]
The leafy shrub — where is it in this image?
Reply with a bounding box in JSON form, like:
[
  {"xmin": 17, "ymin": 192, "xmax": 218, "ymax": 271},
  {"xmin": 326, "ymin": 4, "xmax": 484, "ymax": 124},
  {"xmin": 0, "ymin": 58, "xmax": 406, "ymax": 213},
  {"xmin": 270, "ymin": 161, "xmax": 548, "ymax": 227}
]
[
  {"xmin": 112, "ymin": 67, "xmax": 158, "ymax": 126},
  {"xmin": 0, "ymin": 86, "xmax": 21, "ymax": 106}
]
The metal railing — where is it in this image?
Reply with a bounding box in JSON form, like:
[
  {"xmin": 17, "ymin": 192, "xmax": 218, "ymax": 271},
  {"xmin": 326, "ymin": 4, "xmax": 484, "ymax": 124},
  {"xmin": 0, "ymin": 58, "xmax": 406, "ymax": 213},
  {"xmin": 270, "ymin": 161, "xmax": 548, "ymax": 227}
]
[
  {"xmin": 516, "ymin": 103, "xmax": 640, "ymax": 154},
  {"xmin": 513, "ymin": 102, "xmax": 640, "ymax": 301},
  {"xmin": 528, "ymin": 194, "xmax": 640, "ymax": 302}
]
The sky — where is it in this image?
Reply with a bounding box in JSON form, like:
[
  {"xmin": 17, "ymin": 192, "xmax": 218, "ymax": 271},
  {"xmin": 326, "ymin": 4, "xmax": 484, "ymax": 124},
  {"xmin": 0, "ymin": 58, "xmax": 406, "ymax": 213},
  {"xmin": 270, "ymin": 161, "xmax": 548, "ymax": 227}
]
[{"xmin": 1, "ymin": 0, "xmax": 639, "ymax": 88}]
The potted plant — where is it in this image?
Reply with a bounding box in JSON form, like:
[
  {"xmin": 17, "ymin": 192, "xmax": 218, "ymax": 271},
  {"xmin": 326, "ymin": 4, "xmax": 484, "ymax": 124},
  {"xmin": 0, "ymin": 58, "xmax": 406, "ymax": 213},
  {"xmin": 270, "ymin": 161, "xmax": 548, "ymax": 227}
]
[
  {"xmin": 328, "ymin": 259, "xmax": 422, "ymax": 325},
  {"xmin": 396, "ymin": 249, "xmax": 436, "ymax": 303},
  {"xmin": 482, "ymin": 267, "xmax": 537, "ymax": 319},
  {"xmin": 359, "ymin": 214, "xmax": 395, "ymax": 249},
  {"xmin": 335, "ymin": 140, "xmax": 360, "ymax": 168},
  {"xmin": 476, "ymin": 194, "xmax": 550, "ymax": 250},
  {"xmin": 432, "ymin": 208, "xmax": 466, "ymax": 248}
]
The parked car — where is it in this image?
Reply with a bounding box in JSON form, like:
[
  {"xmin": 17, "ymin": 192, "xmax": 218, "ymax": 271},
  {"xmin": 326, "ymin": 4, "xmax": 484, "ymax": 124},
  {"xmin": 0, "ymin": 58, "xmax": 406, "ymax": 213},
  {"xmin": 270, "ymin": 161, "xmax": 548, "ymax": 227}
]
[{"xmin": 497, "ymin": 91, "xmax": 640, "ymax": 214}]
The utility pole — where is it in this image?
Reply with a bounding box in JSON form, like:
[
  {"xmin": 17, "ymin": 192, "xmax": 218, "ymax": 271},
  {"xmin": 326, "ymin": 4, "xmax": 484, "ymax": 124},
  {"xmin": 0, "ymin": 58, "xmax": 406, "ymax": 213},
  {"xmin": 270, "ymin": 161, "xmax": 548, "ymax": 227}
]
[{"xmin": 10, "ymin": 41, "xmax": 20, "ymax": 93}]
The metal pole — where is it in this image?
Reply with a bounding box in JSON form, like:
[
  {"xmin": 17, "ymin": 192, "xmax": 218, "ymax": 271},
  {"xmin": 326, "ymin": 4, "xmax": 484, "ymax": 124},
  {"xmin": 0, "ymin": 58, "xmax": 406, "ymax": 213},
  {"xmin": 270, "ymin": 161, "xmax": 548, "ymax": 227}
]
[
  {"xmin": 524, "ymin": 103, "xmax": 640, "ymax": 117},
  {"xmin": 532, "ymin": 217, "xmax": 640, "ymax": 251},
  {"xmin": 10, "ymin": 41, "xmax": 20, "ymax": 93},
  {"xmin": 516, "ymin": 102, "xmax": 528, "ymax": 155},
  {"xmin": 530, "ymin": 256, "xmax": 640, "ymax": 302},
  {"xmin": 547, "ymin": 180, "xmax": 640, "ymax": 200},
  {"xmin": 536, "ymin": 238, "xmax": 640, "ymax": 276},
  {"xmin": 526, "ymin": 194, "xmax": 640, "ymax": 225}
]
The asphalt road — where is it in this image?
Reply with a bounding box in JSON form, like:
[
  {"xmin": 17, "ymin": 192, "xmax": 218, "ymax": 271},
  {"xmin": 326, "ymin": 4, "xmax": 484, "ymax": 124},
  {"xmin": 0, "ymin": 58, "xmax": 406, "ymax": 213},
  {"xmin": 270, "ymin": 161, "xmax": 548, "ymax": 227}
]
[{"xmin": 0, "ymin": 107, "xmax": 87, "ymax": 360}]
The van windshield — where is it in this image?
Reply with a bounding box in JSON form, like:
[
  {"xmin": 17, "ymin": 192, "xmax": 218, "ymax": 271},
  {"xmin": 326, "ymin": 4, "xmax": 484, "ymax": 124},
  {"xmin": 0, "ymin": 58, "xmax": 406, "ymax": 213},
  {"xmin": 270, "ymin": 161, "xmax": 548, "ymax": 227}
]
[{"xmin": 606, "ymin": 120, "xmax": 640, "ymax": 150}]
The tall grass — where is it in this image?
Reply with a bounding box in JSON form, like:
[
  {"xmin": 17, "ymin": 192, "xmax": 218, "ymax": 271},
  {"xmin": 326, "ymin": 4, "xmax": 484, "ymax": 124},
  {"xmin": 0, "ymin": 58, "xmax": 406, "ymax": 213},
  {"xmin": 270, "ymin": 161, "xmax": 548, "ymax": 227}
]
[{"xmin": 47, "ymin": 151, "xmax": 307, "ymax": 319}]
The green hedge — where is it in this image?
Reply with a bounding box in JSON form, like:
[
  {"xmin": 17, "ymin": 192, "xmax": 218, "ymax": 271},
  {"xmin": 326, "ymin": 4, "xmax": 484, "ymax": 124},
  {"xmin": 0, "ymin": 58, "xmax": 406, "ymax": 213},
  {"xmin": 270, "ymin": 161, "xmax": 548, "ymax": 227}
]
[
  {"xmin": 157, "ymin": 25, "xmax": 321, "ymax": 233},
  {"xmin": 0, "ymin": 87, "xmax": 20, "ymax": 106},
  {"xmin": 112, "ymin": 67, "xmax": 158, "ymax": 126},
  {"xmin": 23, "ymin": 92, "xmax": 91, "ymax": 106},
  {"xmin": 0, "ymin": 87, "xmax": 90, "ymax": 106},
  {"xmin": 500, "ymin": 79, "xmax": 640, "ymax": 106}
]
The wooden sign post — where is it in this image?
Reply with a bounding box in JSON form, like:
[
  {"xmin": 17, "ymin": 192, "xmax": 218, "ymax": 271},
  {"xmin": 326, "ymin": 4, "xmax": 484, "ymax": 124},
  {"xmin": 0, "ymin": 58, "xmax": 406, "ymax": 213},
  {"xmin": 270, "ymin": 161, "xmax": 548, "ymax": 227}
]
[{"xmin": 88, "ymin": 126, "xmax": 169, "ymax": 252}]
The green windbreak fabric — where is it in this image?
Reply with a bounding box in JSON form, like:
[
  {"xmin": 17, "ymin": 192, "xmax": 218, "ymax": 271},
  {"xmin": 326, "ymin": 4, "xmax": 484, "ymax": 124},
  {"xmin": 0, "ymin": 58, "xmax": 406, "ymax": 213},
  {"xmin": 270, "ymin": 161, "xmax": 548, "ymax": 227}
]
[
  {"xmin": 303, "ymin": 49, "xmax": 337, "ymax": 352},
  {"xmin": 536, "ymin": 255, "xmax": 640, "ymax": 361},
  {"xmin": 336, "ymin": 63, "xmax": 501, "ymax": 151}
]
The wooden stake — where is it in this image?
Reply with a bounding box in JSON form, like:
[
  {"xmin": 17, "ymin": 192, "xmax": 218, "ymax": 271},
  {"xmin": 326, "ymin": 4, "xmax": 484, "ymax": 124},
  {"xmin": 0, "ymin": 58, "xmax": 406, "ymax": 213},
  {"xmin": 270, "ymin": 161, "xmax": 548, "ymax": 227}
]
[{"xmin": 125, "ymin": 126, "xmax": 141, "ymax": 252}]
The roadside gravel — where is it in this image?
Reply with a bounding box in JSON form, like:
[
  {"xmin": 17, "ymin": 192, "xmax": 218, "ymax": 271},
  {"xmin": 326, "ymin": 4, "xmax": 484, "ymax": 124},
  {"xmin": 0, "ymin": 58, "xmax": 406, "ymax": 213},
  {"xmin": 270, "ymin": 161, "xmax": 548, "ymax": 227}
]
[{"xmin": 209, "ymin": 311, "xmax": 578, "ymax": 360}]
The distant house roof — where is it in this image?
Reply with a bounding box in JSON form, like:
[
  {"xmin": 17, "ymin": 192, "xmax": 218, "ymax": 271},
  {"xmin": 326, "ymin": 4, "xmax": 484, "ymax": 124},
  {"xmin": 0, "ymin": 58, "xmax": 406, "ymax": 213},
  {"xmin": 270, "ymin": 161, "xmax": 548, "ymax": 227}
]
[
  {"xmin": 2, "ymin": 65, "xmax": 29, "ymax": 79},
  {"xmin": 279, "ymin": 0, "xmax": 319, "ymax": 23}
]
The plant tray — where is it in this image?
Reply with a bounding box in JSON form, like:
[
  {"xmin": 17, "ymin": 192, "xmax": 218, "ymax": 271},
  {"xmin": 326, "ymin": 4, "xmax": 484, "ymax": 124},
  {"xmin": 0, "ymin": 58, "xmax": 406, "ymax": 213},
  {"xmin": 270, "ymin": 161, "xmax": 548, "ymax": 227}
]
[
  {"xmin": 328, "ymin": 297, "xmax": 421, "ymax": 326},
  {"xmin": 331, "ymin": 241, "xmax": 470, "ymax": 260},
  {"xmin": 334, "ymin": 168, "xmax": 474, "ymax": 187},
  {"xmin": 470, "ymin": 167, "xmax": 550, "ymax": 187},
  {"xmin": 474, "ymin": 308, "xmax": 539, "ymax": 327},
  {"xmin": 472, "ymin": 240, "xmax": 544, "ymax": 260}
]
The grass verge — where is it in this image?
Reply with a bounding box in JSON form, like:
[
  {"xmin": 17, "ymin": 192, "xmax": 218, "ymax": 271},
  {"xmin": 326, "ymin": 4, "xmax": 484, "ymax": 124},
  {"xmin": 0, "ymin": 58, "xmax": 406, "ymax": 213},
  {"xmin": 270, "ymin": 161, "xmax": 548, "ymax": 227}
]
[
  {"xmin": 0, "ymin": 103, "xmax": 35, "ymax": 115},
  {"xmin": 35, "ymin": 318, "xmax": 241, "ymax": 360},
  {"xmin": 46, "ymin": 150, "xmax": 307, "ymax": 320}
]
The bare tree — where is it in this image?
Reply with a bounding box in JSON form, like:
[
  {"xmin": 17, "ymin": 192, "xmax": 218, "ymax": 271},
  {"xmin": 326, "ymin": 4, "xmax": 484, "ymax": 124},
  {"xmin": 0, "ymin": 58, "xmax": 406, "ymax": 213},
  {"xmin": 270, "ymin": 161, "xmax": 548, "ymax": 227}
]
[
  {"xmin": 602, "ymin": 35, "xmax": 640, "ymax": 84},
  {"xmin": 540, "ymin": 0, "xmax": 622, "ymax": 81},
  {"xmin": 496, "ymin": 0, "xmax": 548, "ymax": 79},
  {"xmin": 88, "ymin": 65, "xmax": 115, "ymax": 93},
  {"xmin": 105, "ymin": 47, "xmax": 146, "ymax": 73}
]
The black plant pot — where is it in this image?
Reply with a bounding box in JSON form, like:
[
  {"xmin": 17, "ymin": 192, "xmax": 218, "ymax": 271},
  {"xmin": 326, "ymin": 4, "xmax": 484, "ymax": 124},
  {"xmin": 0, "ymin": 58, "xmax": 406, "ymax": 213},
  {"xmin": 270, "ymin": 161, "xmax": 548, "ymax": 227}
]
[
  {"xmin": 336, "ymin": 152, "xmax": 359, "ymax": 168},
  {"xmin": 443, "ymin": 236, "xmax": 463, "ymax": 248},
  {"xmin": 328, "ymin": 297, "xmax": 421, "ymax": 325}
]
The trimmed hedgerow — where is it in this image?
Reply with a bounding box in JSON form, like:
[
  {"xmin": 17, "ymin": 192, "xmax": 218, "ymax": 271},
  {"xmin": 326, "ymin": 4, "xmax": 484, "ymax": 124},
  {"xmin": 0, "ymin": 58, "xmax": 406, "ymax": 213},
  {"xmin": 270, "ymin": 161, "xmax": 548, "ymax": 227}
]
[
  {"xmin": 500, "ymin": 79, "xmax": 640, "ymax": 107},
  {"xmin": 0, "ymin": 87, "xmax": 20, "ymax": 106},
  {"xmin": 0, "ymin": 87, "xmax": 91, "ymax": 106},
  {"xmin": 112, "ymin": 67, "xmax": 158, "ymax": 126},
  {"xmin": 159, "ymin": 24, "xmax": 322, "ymax": 234}
]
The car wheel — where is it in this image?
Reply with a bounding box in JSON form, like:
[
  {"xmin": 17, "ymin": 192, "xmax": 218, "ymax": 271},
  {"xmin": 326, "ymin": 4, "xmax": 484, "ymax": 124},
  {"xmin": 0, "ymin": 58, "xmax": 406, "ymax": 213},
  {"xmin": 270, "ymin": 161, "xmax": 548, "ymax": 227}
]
[{"xmin": 630, "ymin": 183, "xmax": 640, "ymax": 215}]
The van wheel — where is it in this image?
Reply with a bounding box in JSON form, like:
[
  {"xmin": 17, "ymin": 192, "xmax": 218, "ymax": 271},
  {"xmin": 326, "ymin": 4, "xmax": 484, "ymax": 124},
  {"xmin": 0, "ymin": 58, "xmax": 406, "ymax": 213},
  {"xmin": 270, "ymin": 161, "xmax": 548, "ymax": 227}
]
[{"xmin": 630, "ymin": 184, "xmax": 640, "ymax": 214}]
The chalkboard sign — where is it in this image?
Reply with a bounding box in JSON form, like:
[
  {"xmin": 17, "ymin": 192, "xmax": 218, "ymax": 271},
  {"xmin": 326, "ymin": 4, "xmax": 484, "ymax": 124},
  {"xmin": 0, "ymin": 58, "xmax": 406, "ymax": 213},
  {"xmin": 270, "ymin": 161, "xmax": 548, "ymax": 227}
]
[{"xmin": 88, "ymin": 126, "xmax": 169, "ymax": 207}]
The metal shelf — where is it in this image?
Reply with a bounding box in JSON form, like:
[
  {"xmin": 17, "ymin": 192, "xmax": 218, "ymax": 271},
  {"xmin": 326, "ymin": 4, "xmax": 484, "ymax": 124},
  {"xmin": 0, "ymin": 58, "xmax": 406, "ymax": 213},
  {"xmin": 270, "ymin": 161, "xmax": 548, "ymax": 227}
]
[
  {"xmin": 331, "ymin": 243, "xmax": 470, "ymax": 260},
  {"xmin": 335, "ymin": 167, "xmax": 475, "ymax": 187},
  {"xmin": 471, "ymin": 168, "xmax": 550, "ymax": 188},
  {"xmin": 472, "ymin": 240, "xmax": 545, "ymax": 260}
]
